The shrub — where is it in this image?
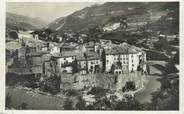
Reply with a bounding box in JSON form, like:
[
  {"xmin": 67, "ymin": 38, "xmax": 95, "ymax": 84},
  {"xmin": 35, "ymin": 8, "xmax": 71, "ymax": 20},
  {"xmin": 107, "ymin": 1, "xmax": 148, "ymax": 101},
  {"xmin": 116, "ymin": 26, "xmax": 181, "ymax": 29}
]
[{"xmin": 6, "ymin": 93, "xmax": 12, "ymax": 108}]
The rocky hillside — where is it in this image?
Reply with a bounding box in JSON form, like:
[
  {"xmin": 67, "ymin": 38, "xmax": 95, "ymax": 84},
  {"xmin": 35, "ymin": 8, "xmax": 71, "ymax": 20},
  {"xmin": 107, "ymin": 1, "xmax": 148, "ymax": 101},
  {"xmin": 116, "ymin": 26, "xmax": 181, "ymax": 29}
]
[
  {"xmin": 6, "ymin": 12, "xmax": 47, "ymax": 31},
  {"xmin": 148, "ymin": 2, "xmax": 179, "ymax": 35},
  {"xmin": 48, "ymin": 2, "xmax": 177, "ymax": 32}
]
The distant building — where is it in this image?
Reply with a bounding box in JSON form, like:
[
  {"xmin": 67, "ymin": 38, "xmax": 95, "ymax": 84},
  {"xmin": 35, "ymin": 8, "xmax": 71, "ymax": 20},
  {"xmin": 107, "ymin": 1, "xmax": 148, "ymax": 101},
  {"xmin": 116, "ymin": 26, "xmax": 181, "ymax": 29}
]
[
  {"xmin": 56, "ymin": 35, "xmax": 63, "ymax": 42},
  {"xmin": 7, "ymin": 51, "xmax": 50, "ymax": 76},
  {"xmin": 84, "ymin": 41, "xmax": 95, "ymax": 52},
  {"xmin": 59, "ymin": 43, "xmax": 76, "ymax": 52},
  {"xmin": 18, "ymin": 31, "xmax": 33, "ymax": 39},
  {"xmin": 31, "ymin": 31, "xmax": 39, "ymax": 40},
  {"xmin": 167, "ymin": 35, "xmax": 179, "ymax": 42},
  {"xmin": 149, "ymin": 11, "xmax": 168, "ymax": 21},
  {"xmin": 50, "ymin": 45, "xmax": 60, "ymax": 54}
]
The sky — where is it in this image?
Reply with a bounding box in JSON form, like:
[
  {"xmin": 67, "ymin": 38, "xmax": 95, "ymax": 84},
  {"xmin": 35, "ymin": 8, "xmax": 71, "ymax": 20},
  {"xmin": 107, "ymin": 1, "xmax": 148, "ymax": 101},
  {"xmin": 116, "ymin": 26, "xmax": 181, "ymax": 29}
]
[{"xmin": 6, "ymin": 2, "xmax": 100, "ymax": 23}]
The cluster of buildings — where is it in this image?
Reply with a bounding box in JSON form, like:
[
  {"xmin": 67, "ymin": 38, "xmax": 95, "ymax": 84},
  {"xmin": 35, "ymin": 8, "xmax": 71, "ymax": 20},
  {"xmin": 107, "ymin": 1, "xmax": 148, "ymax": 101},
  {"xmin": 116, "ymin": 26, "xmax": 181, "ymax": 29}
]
[{"xmin": 6, "ymin": 31, "xmax": 147, "ymax": 77}]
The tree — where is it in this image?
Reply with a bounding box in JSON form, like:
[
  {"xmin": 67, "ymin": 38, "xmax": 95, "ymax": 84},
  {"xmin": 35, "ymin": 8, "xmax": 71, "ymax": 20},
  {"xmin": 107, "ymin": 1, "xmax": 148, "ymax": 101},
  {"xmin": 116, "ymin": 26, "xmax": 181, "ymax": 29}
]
[
  {"xmin": 173, "ymin": 50, "xmax": 179, "ymax": 64},
  {"xmin": 87, "ymin": 26, "xmax": 102, "ymax": 41},
  {"xmin": 41, "ymin": 74, "xmax": 60, "ymax": 95},
  {"xmin": 45, "ymin": 28, "xmax": 53, "ymax": 34},
  {"xmin": 101, "ymin": 49, "xmax": 106, "ymax": 73},
  {"xmin": 18, "ymin": 102, "xmax": 28, "ymax": 109},
  {"xmin": 71, "ymin": 58, "xmax": 79, "ymax": 74},
  {"xmin": 84, "ymin": 53, "xmax": 88, "ymax": 74},
  {"xmin": 110, "ymin": 64, "xmax": 115, "ymax": 73},
  {"xmin": 119, "ymin": 16, "xmax": 128, "ymax": 31},
  {"xmin": 63, "ymin": 98, "xmax": 74, "ymax": 110},
  {"xmin": 127, "ymin": 35, "xmax": 139, "ymax": 45},
  {"xmin": 75, "ymin": 96, "xmax": 86, "ymax": 110},
  {"xmin": 9, "ymin": 31, "xmax": 18, "ymax": 39}
]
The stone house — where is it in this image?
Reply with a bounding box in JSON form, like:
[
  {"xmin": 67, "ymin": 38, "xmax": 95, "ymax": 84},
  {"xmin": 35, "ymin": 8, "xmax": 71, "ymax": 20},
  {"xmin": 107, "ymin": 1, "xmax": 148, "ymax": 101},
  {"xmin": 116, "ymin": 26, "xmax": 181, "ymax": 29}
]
[
  {"xmin": 105, "ymin": 43, "xmax": 146, "ymax": 73},
  {"xmin": 77, "ymin": 51, "xmax": 102, "ymax": 74}
]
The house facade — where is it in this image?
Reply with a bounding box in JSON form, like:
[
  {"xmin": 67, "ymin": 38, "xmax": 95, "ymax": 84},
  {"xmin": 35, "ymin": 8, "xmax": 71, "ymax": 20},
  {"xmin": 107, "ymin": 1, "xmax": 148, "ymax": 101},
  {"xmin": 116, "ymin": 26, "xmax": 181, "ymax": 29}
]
[
  {"xmin": 52, "ymin": 50, "xmax": 79, "ymax": 73},
  {"xmin": 77, "ymin": 51, "xmax": 102, "ymax": 74},
  {"xmin": 105, "ymin": 43, "xmax": 146, "ymax": 74}
]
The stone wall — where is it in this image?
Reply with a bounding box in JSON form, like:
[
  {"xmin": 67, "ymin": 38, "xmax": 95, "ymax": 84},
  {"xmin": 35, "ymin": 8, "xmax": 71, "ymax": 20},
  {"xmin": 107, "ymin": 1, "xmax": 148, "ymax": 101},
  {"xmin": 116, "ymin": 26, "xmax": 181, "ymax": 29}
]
[{"xmin": 60, "ymin": 72, "xmax": 147, "ymax": 92}]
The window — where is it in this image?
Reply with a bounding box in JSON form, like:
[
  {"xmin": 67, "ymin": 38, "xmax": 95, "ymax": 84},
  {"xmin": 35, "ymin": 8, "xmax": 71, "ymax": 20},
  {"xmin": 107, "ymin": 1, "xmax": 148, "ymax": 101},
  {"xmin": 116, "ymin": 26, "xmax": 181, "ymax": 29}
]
[
  {"xmin": 132, "ymin": 54, "xmax": 133, "ymax": 58},
  {"xmin": 63, "ymin": 57, "xmax": 66, "ymax": 60},
  {"xmin": 132, "ymin": 64, "xmax": 134, "ymax": 66},
  {"xmin": 72, "ymin": 56, "xmax": 75, "ymax": 60},
  {"xmin": 132, "ymin": 60, "xmax": 133, "ymax": 62},
  {"xmin": 90, "ymin": 66, "xmax": 93, "ymax": 69},
  {"xmin": 91, "ymin": 61, "xmax": 94, "ymax": 64},
  {"xmin": 106, "ymin": 60, "xmax": 109, "ymax": 63}
]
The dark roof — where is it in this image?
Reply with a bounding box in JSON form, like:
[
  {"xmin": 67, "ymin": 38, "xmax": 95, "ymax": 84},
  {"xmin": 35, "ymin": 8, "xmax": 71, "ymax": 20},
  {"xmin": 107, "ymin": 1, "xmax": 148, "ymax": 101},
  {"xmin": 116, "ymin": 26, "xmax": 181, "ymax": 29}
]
[{"xmin": 26, "ymin": 51, "xmax": 49, "ymax": 57}]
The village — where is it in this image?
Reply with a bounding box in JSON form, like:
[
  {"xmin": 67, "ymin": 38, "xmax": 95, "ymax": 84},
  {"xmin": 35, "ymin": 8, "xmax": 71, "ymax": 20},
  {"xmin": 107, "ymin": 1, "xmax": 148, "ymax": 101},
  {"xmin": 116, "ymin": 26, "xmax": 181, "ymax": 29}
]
[
  {"xmin": 5, "ymin": 27, "xmax": 179, "ymax": 110},
  {"xmin": 5, "ymin": 2, "xmax": 179, "ymax": 110},
  {"xmin": 6, "ymin": 29, "xmax": 148, "ymax": 90}
]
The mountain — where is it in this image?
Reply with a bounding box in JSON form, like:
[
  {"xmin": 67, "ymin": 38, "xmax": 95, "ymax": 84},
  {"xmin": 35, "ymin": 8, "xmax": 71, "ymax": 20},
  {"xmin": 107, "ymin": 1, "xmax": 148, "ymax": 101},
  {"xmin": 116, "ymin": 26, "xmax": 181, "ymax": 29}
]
[
  {"xmin": 6, "ymin": 12, "xmax": 48, "ymax": 31},
  {"xmin": 47, "ymin": 17, "xmax": 64, "ymax": 30},
  {"xmin": 48, "ymin": 2, "xmax": 176, "ymax": 32},
  {"xmin": 148, "ymin": 2, "xmax": 179, "ymax": 35}
]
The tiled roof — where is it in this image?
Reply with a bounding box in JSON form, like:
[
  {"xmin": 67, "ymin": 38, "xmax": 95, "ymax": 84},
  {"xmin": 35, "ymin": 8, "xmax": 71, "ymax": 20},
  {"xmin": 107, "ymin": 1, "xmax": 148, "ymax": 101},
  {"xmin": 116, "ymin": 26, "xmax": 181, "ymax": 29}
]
[
  {"xmin": 77, "ymin": 51, "xmax": 100, "ymax": 61},
  {"xmin": 59, "ymin": 43, "xmax": 76, "ymax": 49},
  {"xmin": 105, "ymin": 43, "xmax": 141, "ymax": 55},
  {"xmin": 84, "ymin": 41, "xmax": 95, "ymax": 48},
  {"xmin": 52, "ymin": 50, "xmax": 80, "ymax": 58}
]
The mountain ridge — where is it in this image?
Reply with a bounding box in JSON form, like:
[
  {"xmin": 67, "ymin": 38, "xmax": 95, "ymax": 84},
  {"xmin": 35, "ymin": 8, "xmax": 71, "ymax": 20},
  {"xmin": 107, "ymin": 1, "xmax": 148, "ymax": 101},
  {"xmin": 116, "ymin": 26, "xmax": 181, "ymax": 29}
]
[
  {"xmin": 6, "ymin": 12, "xmax": 48, "ymax": 31},
  {"xmin": 48, "ymin": 2, "xmax": 172, "ymax": 32}
]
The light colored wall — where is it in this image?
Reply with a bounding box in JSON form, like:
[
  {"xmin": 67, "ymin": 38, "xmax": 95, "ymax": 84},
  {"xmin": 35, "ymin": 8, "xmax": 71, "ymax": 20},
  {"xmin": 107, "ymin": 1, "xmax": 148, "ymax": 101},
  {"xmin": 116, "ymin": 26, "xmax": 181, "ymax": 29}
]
[
  {"xmin": 19, "ymin": 33, "xmax": 33, "ymax": 39},
  {"xmin": 50, "ymin": 46, "xmax": 60, "ymax": 54},
  {"xmin": 61, "ymin": 66, "xmax": 72, "ymax": 73},
  {"xmin": 78, "ymin": 59, "xmax": 101, "ymax": 73},
  {"xmin": 59, "ymin": 56, "xmax": 76, "ymax": 65},
  {"xmin": 88, "ymin": 60, "xmax": 101, "ymax": 71},
  {"xmin": 106, "ymin": 52, "xmax": 144, "ymax": 73},
  {"xmin": 78, "ymin": 61, "xmax": 86, "ymax": 69},
  {"xmin": 106, "ymin": 54, "xmax": 116, "ymax": 72},
  {"xmin": 129, "ymin": 52, "xmax": 143, "ymax": 72},
  {"xmin": 106, "ymin": 54, "xmax": 129, "ymax": 72}
]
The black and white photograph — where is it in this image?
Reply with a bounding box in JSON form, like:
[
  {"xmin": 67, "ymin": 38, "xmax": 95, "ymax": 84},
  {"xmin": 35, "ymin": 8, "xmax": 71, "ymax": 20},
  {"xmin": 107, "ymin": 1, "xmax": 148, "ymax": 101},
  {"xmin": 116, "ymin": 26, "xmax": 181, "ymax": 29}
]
[{"xmin": 5, "ymin": 2, "xmax": 179, "ymax": 110}]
